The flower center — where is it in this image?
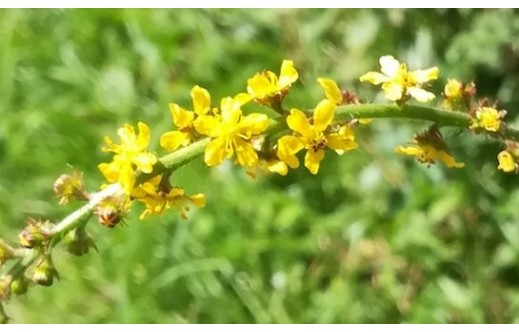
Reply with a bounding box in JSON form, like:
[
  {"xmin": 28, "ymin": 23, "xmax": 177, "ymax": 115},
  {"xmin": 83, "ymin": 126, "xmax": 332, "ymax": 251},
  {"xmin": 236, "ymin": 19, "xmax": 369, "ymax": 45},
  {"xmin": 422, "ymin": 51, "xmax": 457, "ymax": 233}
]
[{"xmin": 310, "ymin": 135, "xmax": 327, "ymax": 152}]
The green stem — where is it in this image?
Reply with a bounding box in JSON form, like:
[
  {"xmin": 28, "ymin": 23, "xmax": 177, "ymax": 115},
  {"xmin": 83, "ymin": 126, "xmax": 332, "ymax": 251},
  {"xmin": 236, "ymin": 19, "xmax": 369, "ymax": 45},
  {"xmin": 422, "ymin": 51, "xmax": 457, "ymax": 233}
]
[
  {"xmin": 335, "ymin": 104, "xmax": 519, "ymax": 141},
  {"xmin": 335, "ymin": 104, "xmax": 470, "ymax": 127}
]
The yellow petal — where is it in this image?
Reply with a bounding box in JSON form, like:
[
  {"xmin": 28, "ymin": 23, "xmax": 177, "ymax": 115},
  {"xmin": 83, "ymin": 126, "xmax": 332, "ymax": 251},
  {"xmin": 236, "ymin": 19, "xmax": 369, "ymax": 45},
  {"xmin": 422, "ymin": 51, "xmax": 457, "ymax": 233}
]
[
  {"xmin": 120, "ymin": 162, "xmax": 136, "ymax": 195},
  {"xmin": 141, "ymin": 175, "xmax": 162, "ymax": 188},
  {"xmin": 313, "ymin": 99, "xmax": 336, "ymax": 133},
  {"xmin": 240, "ymin": 113, "xmax": 269, "ymax": 138},
  {"xmin": 189, "ymin": 193, "xmax": 206, "ymax": 208},
  {"xmin": 117, "ymin": 123, "xmax": 135, "ymax": 146},
  {"xmin": 379, "ymin": 55, "xmax": 400, "ymax": 77},
  {"xmin": 326, "ymin": 130, "xmax": 358, "ymax": 155},
  {"xmin": 278, "ymin": 60, "xmax": 299, "ymax": 89},
  {"xmin": 498, "ymin": 151, "xmax": 516, "ymax": 172},
  {"xmin": 160, "ymin": 131, "xmax": 190, "ymax": 151},
  {"xmin": 167, "ymin": 188, "xmax": 185, "ymax": 200},
  {"xmin": 476, "ymin": 107, "xmax": 501, "ymax": 132},
  {"xmin": 359, "ymin": 71, "xmax": 388, "ymax": 85},
  {"xmin": 317, "ymin": 77, "xmax": 343, "ymax": 105},
  {"xmin": 287, "ymin": 108, "xmax": 313, "ymax": 139},
  {"xmin": 98, "ymin": 162, "xmax": 120, "ymax": 183},
  {"xmin": 136, "ymin": 122, "xmax": 151, "ymax": 150},
  {"xmin": 233, "ymin": 138, "xmax": 258, "ymax": 167},
  {"xmin": 436, "ymin": 150, "xmax": 465, "ymax": 168},
  {"xmin": 132, "ymin": 151, "xmax": 157, "ymax": 173},
  {"xmin": 395, "ymin": 145, "xmax": 421, "ymax": 157},
  {"xmin": 204, "ymin": 137, "xmax": 227, "ymax": 166},
  {"xmin": 407, "ymin": 87, "xmax": 436, "ymax": 103},
  {"xmin": 220, "ymin": 97, "xmax": 242, "ymax": 125},
  {"xmin": 266, "ymin": 159, "xmax": 288, "ymax": 176},
  {"xmin": 170, "ymin": 104, "xmax": 195, "ymax": 129},
  {"xmin": 101, "ymin": 135, "xmax": 118, "ymax": 153},
  {"xmin": 444, "ymin": 79, "xmax": 463, "ymax": 98},
  {"xmin": 304, "ymin": 149, "xmax": 325, "ymax": 175},
  {"xmin": 247, "ymin": 71, "xmax": 278, "ymax": 99},
  {"xmin": 234, "ymin": 93, "xmax": 254, "ymax": 106},
  {"xmin": 194, "ymin": 115, "xmax": 221, "ymax": 137},
  {"xmin": 382, "ymin": 82, "xmax": 404, "ymax": 101},
  {"xmin": 277, "ymin": 136, "xmax": 304, "ymax": 169},
  {"xmin": 191, "ymin": 85, "xmax": 211, "ymax": 115},
  {"xmin": 411, "ymin": 67, "xmax": 440, "ymax": 83}
]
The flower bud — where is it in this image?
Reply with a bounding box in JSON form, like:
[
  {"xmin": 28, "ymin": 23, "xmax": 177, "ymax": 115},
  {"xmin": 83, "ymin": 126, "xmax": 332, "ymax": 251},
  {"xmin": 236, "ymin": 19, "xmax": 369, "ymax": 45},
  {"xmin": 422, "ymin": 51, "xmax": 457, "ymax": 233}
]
[
  {"xmin": 18, "ymin": 218, "xmax": 54, "ymax": 248},
  {"xmin": 10, "ymin": 277, "xmax": 29, "ymax": 296},
  {"xmin": 64, "ymin": 227, "xmax": 97, "ymax": 256},
  {"xmin": 95, "ymin": 196, "xmax": 128, "ymax": 228},
  {"xmin": 31, "ymin": 255, "xmax": 59, "ymax": 287},
  {"xmin": 53, "ymin": 169, "xmax": 88, "ymax": 205}
]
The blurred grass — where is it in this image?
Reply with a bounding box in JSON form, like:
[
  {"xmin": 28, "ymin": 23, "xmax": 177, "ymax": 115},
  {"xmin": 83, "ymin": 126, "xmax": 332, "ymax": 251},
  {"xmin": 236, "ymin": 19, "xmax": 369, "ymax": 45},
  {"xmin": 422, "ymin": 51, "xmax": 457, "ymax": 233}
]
[{"xmin": 1, "ymin": 8, "xmax": 519, "ymax": 323}]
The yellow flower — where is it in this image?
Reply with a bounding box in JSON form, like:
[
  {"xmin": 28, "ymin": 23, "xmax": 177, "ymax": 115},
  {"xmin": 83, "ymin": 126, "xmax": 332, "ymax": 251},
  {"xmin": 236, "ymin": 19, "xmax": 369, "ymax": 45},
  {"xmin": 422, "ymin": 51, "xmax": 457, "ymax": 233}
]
[
  {"xmin": 277, "ymin": 100, "xmax": 358, "ymax": 175},
  {"xmin": 395, "ymin": 127, "xmax": 464, "ymax": 168},
  {"xmin": 247, "ymin": 60, "xmax": 299, "ymax": 102},
  {"xmin": 318, "ymin": 77, "xmax": 372, "ymax": 125},
  {"xmin": 98, "ymin": 122, "xmax": 157, "ymax": 194},
  {"xmin": 160, "ymin": 85, "xmax": 213, "ymax": 151},
  {"xmin": 194, "ymin": 95, "xmax": 269, "ymax": 167},
  {"xmin": 359, "ymin": 55, "xmax": 439, "ymax": 103},
  {"xmin": 470, "ymin": 106, "xmax": 504, "ymax": 132},
  {"xmin": 132, "ymin": 176, "xmax": 205, "ymax": 220},
  {"xmin": 317, "ymin": 77, "xmax": 343, "ymax": 105},
  {"xmin": 444, "ymin": 79, "xmax": 463, "ymax": 99},
  {"xmin": 497, "ymin": 150, "xmax": 516, "ymax": 173}
]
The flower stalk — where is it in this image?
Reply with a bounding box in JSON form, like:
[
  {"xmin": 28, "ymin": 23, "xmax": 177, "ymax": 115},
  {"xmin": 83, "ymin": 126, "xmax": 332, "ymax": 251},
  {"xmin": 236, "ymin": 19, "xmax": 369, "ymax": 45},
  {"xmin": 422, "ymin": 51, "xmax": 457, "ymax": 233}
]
[{"xmin": 2, "ymin": 57, "xmax": 519, "ymax": 323}]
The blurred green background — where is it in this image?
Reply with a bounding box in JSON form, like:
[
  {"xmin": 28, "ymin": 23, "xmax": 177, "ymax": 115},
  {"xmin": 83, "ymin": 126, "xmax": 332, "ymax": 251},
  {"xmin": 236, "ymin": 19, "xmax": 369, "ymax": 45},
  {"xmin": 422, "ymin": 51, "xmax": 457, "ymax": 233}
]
[{"xmin": 1, "ymin": 8, "xmax": 519, "ymax": 323}]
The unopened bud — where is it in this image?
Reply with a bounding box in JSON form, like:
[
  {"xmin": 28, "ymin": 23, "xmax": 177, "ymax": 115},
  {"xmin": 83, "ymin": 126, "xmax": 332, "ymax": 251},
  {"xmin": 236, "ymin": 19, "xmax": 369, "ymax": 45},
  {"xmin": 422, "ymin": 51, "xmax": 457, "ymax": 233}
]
[
  {"xmin": 18, "ymin": 218, "xmax": 54, "ymax": 248},
  {"xmin": 95, "ymin": 196, "xmax": 128, "ymax": 228},
  {"xmin": 53, "ymin": 169, "xmax": 88, "ymax": 205},
  {"xmin": 10, "ymin": 277, "xmax": 29, "ymax": 296},
  {"xmin": 31, "ymin": 255, "xmax": 59, "ymax": 287},
  {"xmin": 64, "ymin": 227, "xmax": 97, "ymax": 256}
]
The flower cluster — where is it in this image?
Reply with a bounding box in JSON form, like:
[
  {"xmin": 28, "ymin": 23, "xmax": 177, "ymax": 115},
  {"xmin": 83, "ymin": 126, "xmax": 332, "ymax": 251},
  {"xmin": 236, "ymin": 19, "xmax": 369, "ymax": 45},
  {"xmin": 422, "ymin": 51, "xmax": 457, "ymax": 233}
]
[
  {"xmin": 94, "ymin": 56, "xmax": 519, "ymax": 227},
  {"xmin": 98, "ymin": 121, "xmax": 205, "ymax": 223},
  {"xmin": 359, "ymin": 56, "xmax": 465, "ymax": 167}
]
